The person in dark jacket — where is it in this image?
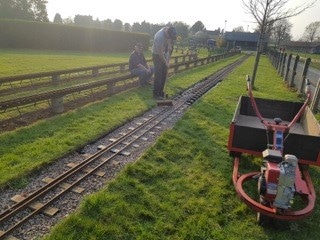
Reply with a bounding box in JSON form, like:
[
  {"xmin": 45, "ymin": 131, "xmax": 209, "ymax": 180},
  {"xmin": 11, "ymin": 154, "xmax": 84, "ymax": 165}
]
[{"xmin": 129, "ymin": 43, "xmax": 154, "ymax": 86}]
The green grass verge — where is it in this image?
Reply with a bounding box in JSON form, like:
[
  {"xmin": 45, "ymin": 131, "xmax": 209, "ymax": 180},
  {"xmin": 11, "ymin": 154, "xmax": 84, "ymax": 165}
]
[
  {"xmin": 0, "ymin": 48, "xmax": 132, "ymax": 77},
  {"xmin": 0, "ymin": 89, "xmax": 154, "ymax": 187},
  {"xmin": 0, "ymin": 55, "xmax": 242, "ymax": 188},
  {"xmin": 44, "ymin": 56, "xmax": 320, "ymax": 240}
]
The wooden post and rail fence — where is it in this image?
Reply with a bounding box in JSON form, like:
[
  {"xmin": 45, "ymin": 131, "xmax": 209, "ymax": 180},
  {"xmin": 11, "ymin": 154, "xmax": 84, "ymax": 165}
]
[{"xmin": 0, "ymin": 51, "xmax": 239, "ymax": 116}]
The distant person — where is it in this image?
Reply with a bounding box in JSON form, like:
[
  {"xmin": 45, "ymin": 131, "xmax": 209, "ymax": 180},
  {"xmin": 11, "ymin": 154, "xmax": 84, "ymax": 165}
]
[
  {"xmin": 129, "ymin": 43, "xmax": 154, "ymax": 86},
  {"xmin": 152, "ymin": 26, "xmax": 177, "ymax": 99}
]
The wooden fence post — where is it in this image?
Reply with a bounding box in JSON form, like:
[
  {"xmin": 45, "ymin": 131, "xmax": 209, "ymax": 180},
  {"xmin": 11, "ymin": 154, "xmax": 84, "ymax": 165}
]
[
  {"xmin": 120, "ymin": 64, "xmax": 126, "ymax": 73},
  {"xmin": 52, "ymin": 74, "xmax": 60, "ymax": 85},
  {"xmin": 277, "ymin": 52, "xmax": 283, "ymax": 73},
  {"xmin": 273, "ymin": 50, "xmax": 277, "ymax": 66},
  {"xmin": 310, "ymin": 78, "xmax": 320, "ymax": 112},
  {"xmin": 298, "ymin": 58, "xmax": 311, "ymax": 94},
  {"xmin": 280, "ymin": 53, "xmax": 287, "ymax": 77},
  {"xmin": 174, "ymin": 63, "xmax": 179, "ymax": 73},
  {"xmin": 51, "ymin": 96, "xmax": 64, "ymax": 114},
  {"xmin": 284, "ymin": 54, "xmax": 292, "ymax": 82},
  {"xmin": 92, "ymin": 67, "xmax": 99, "ymax": 77},
  {"xmin": 275, "ymin": 51, "xmax": 280, "ymax": 68},
  {"xmin": 107, "ymin": 82, "xmax": 115, "ymax": 96},
  {"xmin": 289, "ymin": 55, "xmax": 299, "ymax": 88},
  {"xmin": 51, "ymin": 74, "xmax": 64, "ymax": 113}
]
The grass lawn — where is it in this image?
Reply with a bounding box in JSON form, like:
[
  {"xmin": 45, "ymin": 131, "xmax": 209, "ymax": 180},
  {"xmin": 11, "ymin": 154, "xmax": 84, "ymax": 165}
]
[
  {"xmin": 0, "ymin": 48, "xmax": 132, "ymax": 77},
  {"xmin": 0, "ymin": 47, "xmax": 196, "ymax": 77},
  {"xmin": 44, "ymin": 56, "xmax": 320, "ymax": 240}
]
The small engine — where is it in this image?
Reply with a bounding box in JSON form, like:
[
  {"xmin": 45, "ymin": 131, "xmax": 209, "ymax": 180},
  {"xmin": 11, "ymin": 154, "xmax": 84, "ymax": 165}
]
[{"xmin": 258, "ymin": 150, "xmax": 298, "ymax": 209}]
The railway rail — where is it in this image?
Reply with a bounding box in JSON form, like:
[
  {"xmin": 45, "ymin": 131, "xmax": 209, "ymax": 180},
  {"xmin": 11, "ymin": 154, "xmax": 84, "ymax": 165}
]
[{"xmin": 0, "ymin": 55, "xmax": 248, "ymax": 240}]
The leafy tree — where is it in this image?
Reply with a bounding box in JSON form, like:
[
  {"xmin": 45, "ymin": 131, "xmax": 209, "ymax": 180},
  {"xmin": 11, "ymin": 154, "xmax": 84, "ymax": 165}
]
[
  {"xmin": 140, "ymin": 20, "xmax": 151, "ymax": 34},
  {"xmin": 242, "ymin": 0, "xmax": 315, "ymax": 86},
  {"xmin": 113, "ymin": 19, "xmax": 123, "ymax": 31},
  {"xmin": 102, "ymin": 19, "xmax": 113, "ymax": 29},
  {"xmin": 14, "ymin": 0, "xmax": 34, "ymax": 20},
  {"xmin": 0, "ymin": 0, "xmax": 48, "ymax": 21},
  {"xmin": 30, "ymin": 0, "xmax": 48, "ymax": 22},
  {"xmin": 0, "ymin": 0, "xmax": 14, "ymax": 18},
  {"xmin": 303, "ymin": 21, "xmax": 320, "ymax": 42},
  {"xmin": 131, "ymin": 22, "xmax": 141, "ymax": 32},
  {"xmin": 190, "ymin": 21, "xmax": 205, "ymax": 35},
  {"xmin": 0, "ymin": 0, "xmax": 33, "ymax": 20},
  {"xmin": 194, "ymin": 30, "xmax": 209, "ymax": 45},
  {"xmin": 74, "ymin": 15, "xmax": 93, "ymax": 27},
  {"xmin": 53, "ymin": 13, "xmax": 62, "ymax": 24},
  {"xmin": 150, "ymin": 23, "xmax": 163, "ymax": 37},
  {"xmin": 124, "ymin": 23, "xmax": 131, "ymax": 32},
  {"xmin": 172, "ymin": 21, "xmax": 189, "ymax": 39}
]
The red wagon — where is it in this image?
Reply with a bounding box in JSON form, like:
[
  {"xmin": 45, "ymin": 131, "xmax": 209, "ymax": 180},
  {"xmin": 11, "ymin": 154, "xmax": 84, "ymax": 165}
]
[{"xmin": 228, "ymin": 76, "xmax": 320, "ymax": 224}]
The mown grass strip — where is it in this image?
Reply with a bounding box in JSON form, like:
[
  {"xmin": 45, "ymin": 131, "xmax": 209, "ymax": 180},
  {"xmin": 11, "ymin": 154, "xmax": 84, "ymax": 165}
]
[
  {"xmin": 0, "ymin": 48, "xmax": 130, "ymax": 77},
  {"xmin": 0, "ymin": 47, "xmax": 196, "ymax": 77},
  {"xmin": 0, "ymin": 89, "xmax": 153, "ymax": 187},
  {"xmin": 45, "ymin": 56, "xmax": 320, "ymax": 240}
]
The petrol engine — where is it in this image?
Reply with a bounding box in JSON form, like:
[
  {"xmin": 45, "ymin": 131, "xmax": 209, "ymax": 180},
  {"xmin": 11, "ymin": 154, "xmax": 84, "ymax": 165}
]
[{"xmin": 258, "ymin": 150, "xmax": 298, "ymax": 209}]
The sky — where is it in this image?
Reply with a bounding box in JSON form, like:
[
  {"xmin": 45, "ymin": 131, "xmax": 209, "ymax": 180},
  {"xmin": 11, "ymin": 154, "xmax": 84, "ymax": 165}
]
[{"xmin": 46, "ymin": 0, "xmax": 320, "ymax": 40}]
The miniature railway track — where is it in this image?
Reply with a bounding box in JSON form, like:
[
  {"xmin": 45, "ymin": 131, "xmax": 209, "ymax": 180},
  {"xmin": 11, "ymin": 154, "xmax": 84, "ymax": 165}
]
[{"xmin": 0, "ymin": 55, "xmax": 248, "ymax": 240}]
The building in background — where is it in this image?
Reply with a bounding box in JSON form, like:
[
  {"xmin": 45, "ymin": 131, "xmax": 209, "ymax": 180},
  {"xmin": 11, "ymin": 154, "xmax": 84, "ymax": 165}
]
[{"xmin": 224, "ymin": 32, "xmax": 264, "ymax": 51}]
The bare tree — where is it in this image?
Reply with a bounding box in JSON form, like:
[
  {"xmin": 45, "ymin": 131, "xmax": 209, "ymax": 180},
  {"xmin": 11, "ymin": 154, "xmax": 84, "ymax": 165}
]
[
  {"xmin": 242, "ymin": 0, "xmax": 315, "ymax": 86},
  {"xmin": 303, "ymin": 21, "xmax": 320, "ymax": 42},
  {"xmin": 271, "ymin": 19, "xmax": 292, "ymax": 48}
]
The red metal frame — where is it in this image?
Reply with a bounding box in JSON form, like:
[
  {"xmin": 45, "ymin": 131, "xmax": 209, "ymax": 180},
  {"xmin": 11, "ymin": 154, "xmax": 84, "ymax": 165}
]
[
  {"xmin": 230, "ymin": 77, "xmax": 317, "ymax": 221},
  {"xmin": 246, "ymin": 76, "xmax": 311, "ymax": 132},
  {"xmin": 232, "ymin": 156, "xmax": 316, "ymax": 220}
]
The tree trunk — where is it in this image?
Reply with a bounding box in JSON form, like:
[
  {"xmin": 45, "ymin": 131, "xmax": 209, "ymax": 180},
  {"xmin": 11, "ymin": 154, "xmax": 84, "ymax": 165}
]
[
  {"xmin": 251, "ymin": 51, "xmax": 261, "ymax": 87},
  {"xmin": 251, "ymin": 32, "xmax": 264, "ymax": 87}
]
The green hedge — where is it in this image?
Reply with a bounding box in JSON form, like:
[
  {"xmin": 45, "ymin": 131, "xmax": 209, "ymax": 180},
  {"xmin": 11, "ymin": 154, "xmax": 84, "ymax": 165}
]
[{"xmin": 0, "ymin": 19, "xmax": 150, "ymax": 52}]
